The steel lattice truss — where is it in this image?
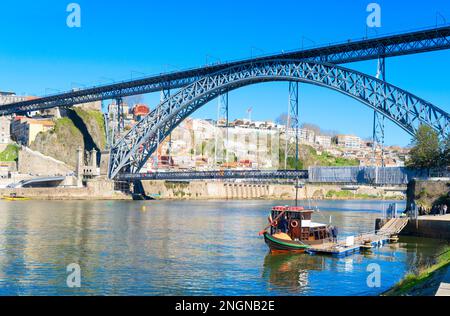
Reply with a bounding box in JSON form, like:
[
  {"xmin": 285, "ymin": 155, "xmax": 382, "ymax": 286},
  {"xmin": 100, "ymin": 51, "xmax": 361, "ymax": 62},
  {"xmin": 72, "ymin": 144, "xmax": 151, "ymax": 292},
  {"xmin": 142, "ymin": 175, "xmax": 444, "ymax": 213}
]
[
  {"xmin": 116, "ymin": 170, "xmax": 309, "ymax": 181},
  {"xmin": 108, "ymin": 59, "xmax": 450, "ymax": 178},
  {"xmin": 1, "ymin": 26, "xmax": 450, "ymax": 116}
]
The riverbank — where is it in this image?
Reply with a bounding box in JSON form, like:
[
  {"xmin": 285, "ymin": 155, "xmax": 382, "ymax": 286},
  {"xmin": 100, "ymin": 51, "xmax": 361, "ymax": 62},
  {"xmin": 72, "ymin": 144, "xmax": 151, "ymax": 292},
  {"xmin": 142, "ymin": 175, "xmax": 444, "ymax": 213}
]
[
  {"xmin": 0, "ymin": 180, "xmax": 406, "ymax": 201},
  {"xmin": 383, "ymin": 246, "xmax": 450, "ymax": 296},
  {"xmin": 0, "ymin": 178, "xmax": 131, "ymax": 200},
  {"xmin": 141, "ymin": 180, "xmax": 405, "ymax": 201}
]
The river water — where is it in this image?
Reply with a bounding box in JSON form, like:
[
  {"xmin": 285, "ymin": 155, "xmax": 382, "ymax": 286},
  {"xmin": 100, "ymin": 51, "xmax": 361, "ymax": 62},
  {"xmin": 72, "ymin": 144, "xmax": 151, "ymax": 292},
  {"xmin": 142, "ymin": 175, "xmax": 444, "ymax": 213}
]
[{"xmin": 0, "ymin": 199, "xmax": 447, "ymax": 296}]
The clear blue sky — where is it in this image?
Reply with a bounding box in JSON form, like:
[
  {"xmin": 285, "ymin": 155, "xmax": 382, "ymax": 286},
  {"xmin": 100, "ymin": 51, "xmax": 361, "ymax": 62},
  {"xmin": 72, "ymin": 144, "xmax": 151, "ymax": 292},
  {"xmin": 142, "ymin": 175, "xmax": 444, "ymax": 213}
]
[{"xmin": 1, "ymin": 0, "xmax": 450, "ymax": 146}]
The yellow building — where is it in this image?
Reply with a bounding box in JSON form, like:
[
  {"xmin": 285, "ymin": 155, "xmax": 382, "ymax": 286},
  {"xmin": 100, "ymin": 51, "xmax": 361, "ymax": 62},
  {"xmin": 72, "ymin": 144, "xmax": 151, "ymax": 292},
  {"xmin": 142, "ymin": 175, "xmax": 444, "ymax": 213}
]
[{"xmin": 11, "ymin": 117, "xmax": 55, "ymax": 146}]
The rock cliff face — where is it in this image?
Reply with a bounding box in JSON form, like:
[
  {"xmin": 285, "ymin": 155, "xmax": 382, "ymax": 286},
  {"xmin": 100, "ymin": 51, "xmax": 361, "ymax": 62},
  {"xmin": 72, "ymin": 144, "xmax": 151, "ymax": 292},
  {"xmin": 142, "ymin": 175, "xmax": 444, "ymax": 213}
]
[
  {"xmin": 30, "ymin": 108, "xmax": 106, "ymax": 167},
  {"xmin": 406, "ymin": 179, "xmax": 450, "ymax": 211}
]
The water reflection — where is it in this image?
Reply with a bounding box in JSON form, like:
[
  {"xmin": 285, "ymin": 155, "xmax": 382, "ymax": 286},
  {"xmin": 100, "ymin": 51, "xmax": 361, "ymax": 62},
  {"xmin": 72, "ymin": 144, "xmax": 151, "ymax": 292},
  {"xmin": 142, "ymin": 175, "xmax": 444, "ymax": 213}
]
[
  {"xmin": 262, "ymin": 253, "xmax": 326, "ymax": 293},
  {"xmin": 0, "ymin": 199, "xmax": 447, "ymax": 295}
]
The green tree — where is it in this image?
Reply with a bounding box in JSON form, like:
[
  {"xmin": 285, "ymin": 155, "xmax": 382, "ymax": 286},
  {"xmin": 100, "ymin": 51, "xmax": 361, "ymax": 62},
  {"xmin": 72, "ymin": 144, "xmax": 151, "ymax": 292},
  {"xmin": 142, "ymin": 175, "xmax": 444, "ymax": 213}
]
[
  {"xmin": 407, "ymin": 125, "xmax": 441, "ymax": 170},
  {"xmin": 441, "ymin": 136, "xmax": 450, "ymax": 168}
]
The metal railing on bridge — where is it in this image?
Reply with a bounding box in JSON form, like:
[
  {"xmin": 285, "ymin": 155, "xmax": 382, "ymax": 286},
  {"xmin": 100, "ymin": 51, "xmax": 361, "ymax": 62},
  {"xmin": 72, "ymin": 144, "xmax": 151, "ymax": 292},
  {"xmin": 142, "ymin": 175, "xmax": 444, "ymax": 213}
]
[
  {"xmin": 116, "ymin": 169, "xmax": 309, "ymax": 181},
  {"xmin": 115, "ymin": 166, "xmax": 435, "ymax": 185},
  {"xmin": 308, "ymin": 166, "xmax": 428, "ymax": 185}
]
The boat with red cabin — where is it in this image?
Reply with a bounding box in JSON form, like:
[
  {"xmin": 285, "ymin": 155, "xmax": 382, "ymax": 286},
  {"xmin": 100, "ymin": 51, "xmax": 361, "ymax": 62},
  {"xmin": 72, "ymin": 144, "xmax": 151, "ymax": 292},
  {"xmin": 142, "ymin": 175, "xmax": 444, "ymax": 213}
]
[{"xmin": 261, "ymin": 206, "xmax": 334, "ymax": 254}]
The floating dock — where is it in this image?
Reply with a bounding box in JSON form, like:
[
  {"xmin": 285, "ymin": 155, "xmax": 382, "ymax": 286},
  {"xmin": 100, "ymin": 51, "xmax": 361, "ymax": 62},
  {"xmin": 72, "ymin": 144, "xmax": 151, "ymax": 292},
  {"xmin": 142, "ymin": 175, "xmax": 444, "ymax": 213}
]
[{"xmin": 306, "ymin": 218, "xmax": 408, "ymax": 257}]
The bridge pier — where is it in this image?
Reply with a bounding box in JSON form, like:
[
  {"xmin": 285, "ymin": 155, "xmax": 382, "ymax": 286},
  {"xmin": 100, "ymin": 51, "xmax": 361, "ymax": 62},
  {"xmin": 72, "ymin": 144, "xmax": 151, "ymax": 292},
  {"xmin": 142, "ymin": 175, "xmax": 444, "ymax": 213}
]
[
  {"xmin": 75, "ymin": 146, "xmax": 83, "ymax": 187},
  {"xmin": 160, "ymin": 88, "xmax": 172, "ymax": 156},
  {"xmin": 215, "ymin": 92, "xmax": 229, "ymax": 165},
  {"xmin": 284, "ymin": 81, "xmax": 299, "ymax": 170},
  {"xmin": 372, "ymin": 56, "xmax": 386, "ymax": 166},
  {"xmin": 116, "ymin": 97, "xmax": 124, "ymax": 136}
]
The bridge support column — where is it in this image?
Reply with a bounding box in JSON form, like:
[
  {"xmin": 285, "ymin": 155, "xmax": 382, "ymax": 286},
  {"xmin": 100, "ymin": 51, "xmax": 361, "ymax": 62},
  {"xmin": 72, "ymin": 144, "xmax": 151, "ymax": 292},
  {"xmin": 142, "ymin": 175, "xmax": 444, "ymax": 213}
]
[
  {"xmin": 285, "ymin": 82, "xmax": 299, "ymax": 170},
  {"xmin": 233, "ymin": 185, "xmax": 238, "ymax": 199},
  {"xmin": 115, "ymin": 97, "xmax": 124, "ymax": 140},
  {"xmin": 224, "ymin": 183, "xmax": 230, "ymax": 200},
  {"xmin": 160, "ymin": 89, "xmax": 172, "ymax": 157},
  {"xmin": 373, "ymin": 57, "xmax": 386, "ymax": 166},
  {"xmin": 104, "ymin": 112, "xmax": 112, "ymax": 149},
  {"xmin": 286, "ymin": 81, "xmax": 300, "ymax": 205},
  {"xmin": 75, "ymin": 146, "xmax": 83, "ymax": 187},
  {"xmin": 215, "ymin": 92, "xmax": 229, "ymax": 165}
]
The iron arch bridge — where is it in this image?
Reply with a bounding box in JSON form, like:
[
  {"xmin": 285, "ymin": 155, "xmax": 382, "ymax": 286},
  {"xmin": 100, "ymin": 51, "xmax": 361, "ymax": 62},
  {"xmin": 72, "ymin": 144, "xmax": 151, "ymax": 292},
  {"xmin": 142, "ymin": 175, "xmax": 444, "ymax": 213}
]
[{"xmin": 108, "ymin": 59, "xmax": 450, "ymax": 179}]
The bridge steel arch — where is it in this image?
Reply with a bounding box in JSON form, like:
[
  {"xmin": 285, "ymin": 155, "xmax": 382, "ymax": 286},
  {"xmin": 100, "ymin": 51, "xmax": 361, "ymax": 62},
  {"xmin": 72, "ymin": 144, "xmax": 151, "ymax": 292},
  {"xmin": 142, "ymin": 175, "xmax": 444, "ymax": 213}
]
[{"xmin": 108, "ymin": 59, "xmax": 450, "ymax": 179}]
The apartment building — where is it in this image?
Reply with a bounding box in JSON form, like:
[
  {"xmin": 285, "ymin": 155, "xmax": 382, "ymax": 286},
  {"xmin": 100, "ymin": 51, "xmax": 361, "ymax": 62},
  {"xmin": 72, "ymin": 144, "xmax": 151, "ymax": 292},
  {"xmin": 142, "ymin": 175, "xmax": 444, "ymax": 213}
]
[
  {"xmin": 0, "ymin": 116, "xmax": 11, "ymax": 146},
  {"xmin": 315, "ymin": 135, "xmax": 332, "ymax": 148},
  {"xmin": 0, "ymin": 91, "xmax": 30, "ymax": 105},
  {"xmin": 11, "ymin": 117, "xmax": 55, "ymax": 146},
  {"xmin": 336, "ymin": 134, "xmax": 362, "ymax": 149}
]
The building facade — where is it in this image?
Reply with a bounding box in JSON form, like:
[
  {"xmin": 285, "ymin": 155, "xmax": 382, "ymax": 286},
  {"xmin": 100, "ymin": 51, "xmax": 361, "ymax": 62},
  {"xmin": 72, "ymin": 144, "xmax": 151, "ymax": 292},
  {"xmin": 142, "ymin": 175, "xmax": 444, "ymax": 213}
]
[
  {"xmin": 0, "ymin": 116, "xmax": 11, "ymax": 145},
  {"xmin": 336, "ymin": 135, "xmax": 362, "ymax": 149},
  {"xmin": 315, "ymin": 135, "xmax": 332, "ymax": 148},
  {"xmin": 0, "ymin": 91, "xmax": 30, "ymax": 106},
  {"xmin": 11, "ymin": 117, "xmax": 55, "ymax": 146}
]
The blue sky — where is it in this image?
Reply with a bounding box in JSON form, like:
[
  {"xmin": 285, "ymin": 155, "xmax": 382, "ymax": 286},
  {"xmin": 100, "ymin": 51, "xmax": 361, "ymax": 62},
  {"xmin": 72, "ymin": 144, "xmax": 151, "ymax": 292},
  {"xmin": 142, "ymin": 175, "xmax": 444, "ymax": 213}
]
[{"xmin": 1, "ymin": 0, "xmax": 450, "ymax": 146}]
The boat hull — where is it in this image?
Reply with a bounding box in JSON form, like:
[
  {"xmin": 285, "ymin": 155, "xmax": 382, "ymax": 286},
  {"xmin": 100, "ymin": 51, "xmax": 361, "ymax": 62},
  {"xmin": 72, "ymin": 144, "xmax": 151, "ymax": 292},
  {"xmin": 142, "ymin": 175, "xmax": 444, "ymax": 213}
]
[
  {"xmin": 2, "ymin": 197, "xmax": 30, "ymax": 201},
  {"xmin": 263, "ymin": 233, "xmax": 310, "ymax": 254}
]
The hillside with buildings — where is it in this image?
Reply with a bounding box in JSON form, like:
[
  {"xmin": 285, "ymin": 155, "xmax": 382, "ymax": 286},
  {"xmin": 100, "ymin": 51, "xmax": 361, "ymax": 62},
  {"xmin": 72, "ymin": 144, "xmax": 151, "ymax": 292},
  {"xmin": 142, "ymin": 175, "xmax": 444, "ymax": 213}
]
[
  {"xmin": 6, "ymin": 106, "xmax": 105, "ymax": 167},
  {"xmin": 0, "ymin": 91, "xmax": 107, "ymax": 174},
  {"xmin": 29, "ymin": 107, "xmax": 106, "ymax": 167},
  {"xmin": 145, "ymin": 116, "xmax": 409, "ymax": 172},
  {"xmin": 0, "ymin": 90, "xmax": 410, "ymax": 181}
]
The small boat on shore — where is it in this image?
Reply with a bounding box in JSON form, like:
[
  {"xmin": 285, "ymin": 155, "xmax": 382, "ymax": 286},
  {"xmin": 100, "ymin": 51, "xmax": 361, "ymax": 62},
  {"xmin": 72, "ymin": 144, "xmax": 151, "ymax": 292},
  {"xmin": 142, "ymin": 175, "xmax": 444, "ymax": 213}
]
[
  {"xmin": 260, "ymin": 206, "xmax": 336, "ymax": 254},
  {"xmin": 2, "ymin": 193, "xmax": 30, "ymax": 201}
]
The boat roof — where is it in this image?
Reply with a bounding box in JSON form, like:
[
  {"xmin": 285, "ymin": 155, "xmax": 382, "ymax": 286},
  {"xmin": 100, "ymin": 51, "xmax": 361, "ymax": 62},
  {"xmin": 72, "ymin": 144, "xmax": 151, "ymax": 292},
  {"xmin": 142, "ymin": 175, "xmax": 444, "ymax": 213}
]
[
  {"xmin": 302, "ymin": 221, "xmax": 327, "ymax": 228},
  {"xmin": 271, "ymin": 206, "xmax": 314, "ymax": 213}
]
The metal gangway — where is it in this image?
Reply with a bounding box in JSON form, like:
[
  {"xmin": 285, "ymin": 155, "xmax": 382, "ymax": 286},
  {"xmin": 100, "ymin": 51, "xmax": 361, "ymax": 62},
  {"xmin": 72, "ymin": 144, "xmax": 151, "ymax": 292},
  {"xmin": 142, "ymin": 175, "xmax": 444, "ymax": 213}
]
[{"xmin": 377, "ymin": 218, "xmax": 409, "ymax": 237}]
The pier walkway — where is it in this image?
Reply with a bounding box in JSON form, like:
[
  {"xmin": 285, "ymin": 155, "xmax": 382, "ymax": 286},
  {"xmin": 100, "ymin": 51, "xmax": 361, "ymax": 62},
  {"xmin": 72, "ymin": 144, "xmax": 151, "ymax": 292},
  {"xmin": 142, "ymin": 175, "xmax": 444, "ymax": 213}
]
[
  {"xmin": 307, "ymin": 218, "xmax": 409, "ymax": 257},
  {"xmin": 377, "ymin": 218, "xmax": 409, "ymax": 236}
]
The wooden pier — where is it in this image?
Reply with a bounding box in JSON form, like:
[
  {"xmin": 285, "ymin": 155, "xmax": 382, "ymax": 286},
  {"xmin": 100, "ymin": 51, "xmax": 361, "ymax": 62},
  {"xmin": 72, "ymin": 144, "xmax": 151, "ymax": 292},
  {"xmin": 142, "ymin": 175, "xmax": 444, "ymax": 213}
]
[{"xmin": 307, "ymin": 218, "xmax": 409, "ymax": 257}]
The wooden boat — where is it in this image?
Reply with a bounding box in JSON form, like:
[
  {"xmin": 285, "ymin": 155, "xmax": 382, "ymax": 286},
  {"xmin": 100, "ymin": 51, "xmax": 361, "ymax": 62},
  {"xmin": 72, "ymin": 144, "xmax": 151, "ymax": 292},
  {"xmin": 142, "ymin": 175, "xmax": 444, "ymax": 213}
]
[
  {"xmin": 261, "ymin": 206, "xmax": 335, "ymax": 254},
  {"xmin": 2, "ymin": 193, "xmax": 30, "ymax": 201},
  {"xmin": 263, "ymin": 232, "xmax": 310, "ymax": 253}
]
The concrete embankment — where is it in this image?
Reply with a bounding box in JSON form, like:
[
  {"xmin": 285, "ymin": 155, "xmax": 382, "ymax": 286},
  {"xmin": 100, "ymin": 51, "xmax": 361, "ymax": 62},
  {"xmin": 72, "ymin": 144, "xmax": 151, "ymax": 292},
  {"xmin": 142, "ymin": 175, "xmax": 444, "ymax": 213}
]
[
  {"xmin": 376, "ymin": 215, "xmax": 450, "ymax": 240},
  {"xmin": 0, "ymin": 179, "xmax": 406, "ymax": 201},
  {"xmin": 141, "ymin": 180, "xmax": 405, "ymax": 200},
  {"xmin": 0, "ymin": 178, "xmax": 130, "ymax": 200},
  {"xmin": 402, "ymin": 215, "xmax": 450, "ymax": 240},
  {"xmin": 397, "ymin": 178, "xmax": 450, "ymax": 240}
]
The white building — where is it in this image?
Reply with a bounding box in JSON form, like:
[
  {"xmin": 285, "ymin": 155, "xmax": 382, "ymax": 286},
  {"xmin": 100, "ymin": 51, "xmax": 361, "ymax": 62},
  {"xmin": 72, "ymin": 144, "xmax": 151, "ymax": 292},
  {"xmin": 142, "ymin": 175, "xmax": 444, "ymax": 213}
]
[
  {"xmin": 0, "ymin": 91, "xmax": 29, "ymax": 106},
  {"xmin": 300, "ymin": 128, "xmax": 315, "ymax": 144},
  {"xmin": 336, "ymin": 135, "xmax": 361, "ymax": 149},
  {"xmin": 315, "ymin": 135, "xmax": 332, "ymax": 148},
  {"xmin": 0, "ymin": 116, "xmax": 11, "ymax": 146},
  {"xmin": 285, "ymin": 128, "xmax": 315, "ymax": 144}
]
